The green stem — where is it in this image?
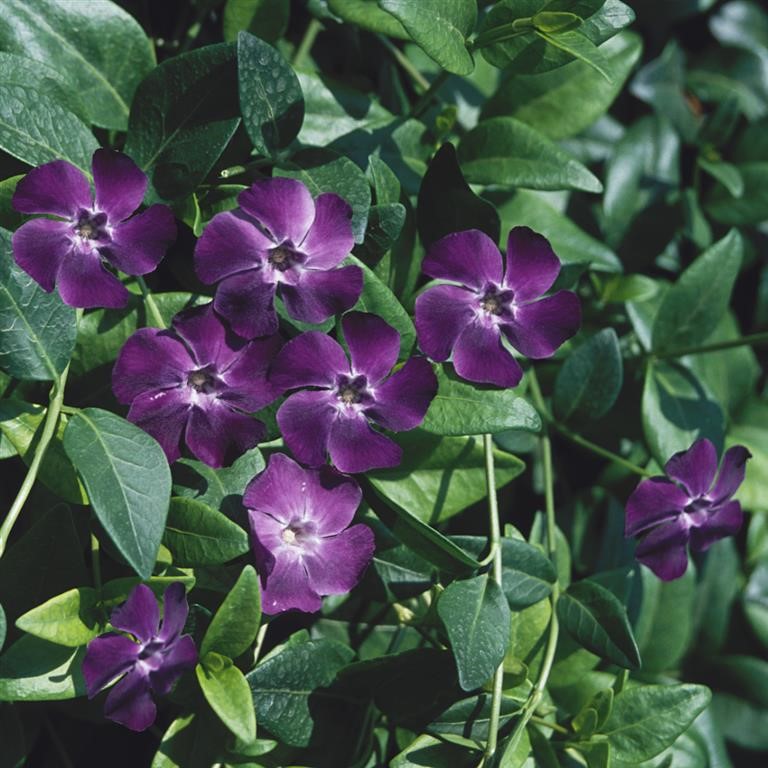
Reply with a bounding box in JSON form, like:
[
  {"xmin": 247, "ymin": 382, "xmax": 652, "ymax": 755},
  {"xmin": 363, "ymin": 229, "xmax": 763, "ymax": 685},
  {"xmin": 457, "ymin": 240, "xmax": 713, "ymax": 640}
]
[
  {"xmin": 252, "ymin": 621, "xmax": 269, "ymax": 666},
  {"xmin": 410, "ymin": 70, "xmax": 450, "ymax": 119},
  {"xmin": 637, "ymin": 330, "xmax": 768, "ymax": 361},
  {"xmin": 293, "ymin": 18, "xmax": 322, "ymax": 69},
  {"xmin": 529, "ymin": 715, "xmax": 569, "ymax": 735},
  {"xmin": 377, "ymin": 35, "xmax": 430, "ymax": 91},
  {"xmin": 481, "ymin": 433, "xmax": 504, "ymax": 766},
  {"xmin": 137, "ymin": 276, "xmax": 166, "ymax": 329}
]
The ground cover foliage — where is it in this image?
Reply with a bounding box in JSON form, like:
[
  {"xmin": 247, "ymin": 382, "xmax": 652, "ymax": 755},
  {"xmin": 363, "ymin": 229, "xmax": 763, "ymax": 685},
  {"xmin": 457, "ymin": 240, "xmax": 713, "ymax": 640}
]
[{"xmin": 0, "ymin": 0, "xmax": 766, "ymax": 766}]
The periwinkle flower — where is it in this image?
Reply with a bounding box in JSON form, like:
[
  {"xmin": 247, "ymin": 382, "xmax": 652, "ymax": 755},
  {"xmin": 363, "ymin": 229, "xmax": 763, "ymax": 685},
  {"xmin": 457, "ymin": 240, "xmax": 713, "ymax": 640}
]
[
  {"xmin": 270, "ymin": 311, "xmax": 437, "ymax": 474},
  {"xmin": 625, "ymin": 439, "xmax": 751, "ymax": 581},
  {"xmin": 12, "ymin": 149, "xmax": 175, "ymax": 308},
  {"xmin": 245, "ymin": 453, "xmax": 375, "ymax": 614},
  {"xmin": 83, "ymin": 583, "xmax": 197, "ymax": 732},
  {"xmin": 113, "ymin": 303, "xmax": 282, "ymax": 467},
  {"xmin": 194, "ymin": 177, "xmax": 363, "ymax": 338},
  {"xmin": 414, "ymin": 227, "xmax": 581, "ymax": 388}
]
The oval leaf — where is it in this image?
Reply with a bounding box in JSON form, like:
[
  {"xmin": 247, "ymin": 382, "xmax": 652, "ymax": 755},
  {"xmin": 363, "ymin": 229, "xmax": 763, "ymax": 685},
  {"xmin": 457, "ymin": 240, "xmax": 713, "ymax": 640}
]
[
  {"xmin": 197, "ymin": 653, "xmax": 256, "ymax": 742},
  {"xmin": 15, "ymin": 588, "xmax": 100, "ymax": 648}
]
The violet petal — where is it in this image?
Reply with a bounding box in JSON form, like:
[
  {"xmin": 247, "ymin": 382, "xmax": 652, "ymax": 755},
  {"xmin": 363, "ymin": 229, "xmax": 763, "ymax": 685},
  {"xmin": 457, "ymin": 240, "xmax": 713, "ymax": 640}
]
[
  {"xmin": 13, "ymin": 159, "xmax": 91, "ymax": 217},
  {"xmin": 422, "ymin": 229, "xmax": 504, "ymax": 289},
  {"xmin": 414, "ymin": 283, "xmax": 476, "ymax": 362},
  {"xmin": 157, "ymin": 582, "xmax": 189, "ymax": 644},
  {"xmin": 503, "ymin": 290, "xmax": 581, "ymax": 359},
  {"xmin": 635, "ymin": 517, "xmax": 691, "ymax": 581},
  {"xmin": 503, "ymin": 226, "xmax": 561, "ymax": 302},
  {"xmin": 213, "ymin": 270, "xmax": 278, "ymax": 339},
  {"xmin": 327, "ymin": 413, "xmax": 402, "ymax": 473},
  {"xmin": 92, "ymin": 149, "xmax": 147, "ymax": 223},
  {"xmin": 299, "ymin": 192, "xmax": 354, "ymax": 268},
  {"xmin": 149, "ymin": 635, "xmax": 197, "ymax": 696},
  {"xmin": 368, "ymin": 357, "xmax": 437, "ymax": 432},
  {"xmin": 280, "ymin": 264, "xmax": 363, "ymax": 325},
  {"xmin": 690, "ymin": 500, "xmax": 743, "ymax": 552},
  {"xmin": 277, "ymin": 389, "xmax": 338, "ymax": 467},
  {"xmin": 665, "ymin": 438, "xmax": 719, "ymax": 499},
  {"xmin": 110, "ymin": 584, "xmax": 159, "ymax": 643},
  {"xmin": 185, "ymin": 401, "xmax": 264, "ymax": 468},
  {"xmin": 56, "ymin": 248, "xmax": 131, "ymax": 309},
  {"xmin": 238, "ymin": 178, "xmax": 316, "ymax": 246},
  {"xmin": 709, "ymin": 445, "xmax": 751, "ymax": 505},
  {"xmin": 343, "ymin": 311, "xmax": 400, "ymax": 383},
  {"xmin": 625, "ymin": 476, "xmax": 689, "ymax": 537},
  {"xmin": 259, "ymin": 547, "xmax": 322, "ymax": 615},
  {"xmin": 126, "ymin": 387, "xmax": 191, "ymax": 464},
  {"xmin": 105, "ymin": 204, "xmax": 176, "ymax": 275},
  {"xmin": 453, "ymin": 321, "xmax": 523, "ymax": 388},
  {"xmin": 302, "ymin": 524, "xmax": 375, "ymax": 595},
  {"xmin": 270, "ymin": 331, "xmax": 349, "ymax": 390},
  {"xmin": 103, "ymin": 669, "xmax": 157, "ymax": 732},
  {"xmin": 12, "ymin": 218, "xmax": 74, "ymax": 292},
  {"xmin": 82, "ymin": 634, "xmax": 140, "ymax": 697},
  {"xmin": 219, "ymin": 334, "xmax": 283, "ymax": 412}
]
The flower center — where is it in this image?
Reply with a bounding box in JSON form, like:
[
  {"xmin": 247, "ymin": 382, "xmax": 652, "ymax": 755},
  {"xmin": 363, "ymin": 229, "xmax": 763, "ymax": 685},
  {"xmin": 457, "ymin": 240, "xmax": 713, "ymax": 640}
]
[
  {"xmin": 74, "ymin": 210, "xmax": 108, "ymax": 241},
  {"xmin": 280, "ymin": 520, "xmax": 316, "ymax": 547},
  {"xmin": 335, "ymin": 374, "xmax": 371, "ymax": 408},
  {"xmin": 268, "ymin": 245, "xmax": 302, "ymax": 272},
  {"xmin": 187, "ymin": 367, "xmax": 217, "ymax": 394},
  {"xmin": 683, "ymin": 497, "xmax": 712, "ymax": 526},
  {"xmin": 478, "ymin": 286, "xmax": 512, "ymax": 316}
]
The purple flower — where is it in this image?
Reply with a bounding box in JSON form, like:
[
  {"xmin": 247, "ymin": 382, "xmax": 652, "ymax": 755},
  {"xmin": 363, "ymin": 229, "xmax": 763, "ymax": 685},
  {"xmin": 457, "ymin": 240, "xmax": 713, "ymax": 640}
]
[
  {"xmin": 414, "ymin": 227, "xmax": 581, "ymax": 388},
  {"xmin": 625, "ymin": 439, "xmax": 751, "ymax": 581},
  {"xmin": 194, "ymin": 177, "xmax": 363, "ymax": 338},
  {"xmin": 12, "ymin": 149, "xmax": 176, "ymax": 308},
  {"xmin": 113, "ymin": 303, "xmax": 282, "ymax": 467},
  {"xmin": 270, "ymin": 311, "xmax": 437, "ymax": 474},
  {"xmin": 83, "ymin": 583, "xmax": 197, "ymax": 732},
  {"xmin": 245, "ymin": 453, "xmax": 375, "ymax": 614}
]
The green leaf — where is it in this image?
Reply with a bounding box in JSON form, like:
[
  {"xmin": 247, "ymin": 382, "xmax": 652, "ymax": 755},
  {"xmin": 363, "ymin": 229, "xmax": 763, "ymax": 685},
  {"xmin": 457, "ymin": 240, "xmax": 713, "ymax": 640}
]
[
  {"xmin": 711, "ymin": 692, "xmax": 768, "ymax": 751},
  {"xmin": 602, "ymin": 684, "xmax": 711, "ymax": 763},
  {"xmin": 651, "ymin": 230, "xmax": 742, "ymax": 353},
  {"xmin": 557, "ymin": 580, "xmax": 640, "ymax": 669},
  {"xmin": 15, "ymin": 588, "xmax": 100, "ymax": 648},
  {"xmin": 417, "ymin": 143, "xmax": 500, "ymax": 249},
  {"xmin": 237, "ymin": 32, "xmax": 304, "ymax": 157},
  {"xmin": 391, "ymin": 733, "xmax": 482, "ymax": 767},
  {"xmin": 437, "ymin": 574, "xmax": 511, "ymax": 690},
  {"xmin": 197, "ymin": 653, "xmax": 256, "ymax": 742},
  {"xmin": 379, "ymin": 0, "xmax": 477, "ymax": 76},
  {"xmin": 276, "ymin": 148, "xmax": 371, "ymax": 242},
  {"xmin": 368, "ymin": 429, "xmax": 525, "ymax": 523},
  {"xmin": 0, "ymin": 635, "xmax": 85, "ymax": 702},
  {"xmin": 328, "ymin": 0, "xmax": 408, "ymax": 39},
  {"xmin": 699, "ymin": 157, "xmax": 744, "ymax": 197},
  {"xmin": 151, "ymin": 712, "xmax": 227, "ymax": 768},
  {"xmin": 458, "ymin": 117, "xmax": 603, "ymax": 192},
  {"xmin": 63, "ymin": 408, "xmax": 171, "ymax": 579},
  {"xmin": 535, "ymin": 28, "xmax": 611, "ymax": 80},
  {"xmin": 246, "ymin": 637, "xmax": 354, "ymax": 747},
  {"xmin": 0, "ymin": 229, "xmax": 77, "ymax": 381},
  {"xmin": 483, "ymin": 32, "xmax": 642, "ymax": 140},
  {"xmin": 0, "ymin": 0, "xmax": 154, "ymax": 130},
  {"xmin": 553, "ymin": 329, "xmax": 623, "ymax": 424},
  {"xmin": 201, "ymin": 566, "xmax": 261, "ymax": 658},
  {"xmin": 0, "ymin": 174, "xmax": 25, "ymax": 231},
  {"xmin": 0, "ymin": 401, "xmax": 87, "ymax": 505},
  {"xmin": 427, "ymin": 694, "xmax": 523, "ymax": 740},
  {"xmin": 423, "ymin": 366, "xmax": 540, "ymax": 436},
  {"xmin": 707, "ymin": 161, "xmax": 768, "ymax": 225},
  {"xmin": 223, "ymin": 0, "xmax": 290, "ymax": 43},
  {"xmin": 163, "ymin": 497, "xmax": 249, "ymax": 567},
  {"xmin": 642, "ymin": 361, "xmax": 725, "ymax": 465},
  {"xmin": 125, "ymin": 43, "xmax": 240, "ymax": 202}
]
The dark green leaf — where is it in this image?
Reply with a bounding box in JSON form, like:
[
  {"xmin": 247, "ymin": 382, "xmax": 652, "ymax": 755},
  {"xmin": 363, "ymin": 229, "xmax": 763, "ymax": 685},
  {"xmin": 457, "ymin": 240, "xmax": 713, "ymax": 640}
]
[
  {"xmin": 63, "ymin": 408, "xmax": 171, "ymax": 579},
  {"xmin": 15, "ymin": 588, "xmax": 100, "ymax": 648},
  {"xmin": 0, "ymin": 229, "xmax": 77, "ymax": 381},
  {"xmin": 357, "ymin": 203, "xmax": 406, "ymax": 260},
  {"xmin": 706, "ymin": 161, "xmax": 768, "ymax": 225},
  {"xmin": 459, "ymin": 117, "xmax": 603, "ymax": 192},
  {"xmin": 499, "ymin": 537, "xmax": 557, "ymax": 608},
  {"xmin": 699, "ymin": 157, "xmax": 744, "ymax": 197},
  {"xmin": 201, "ymin": 566, "xmax": 260, "ymax": 658},
  {"xmin": 237, "ymin": 32, "xmax": 303, "ymax": 156},
  {"xmin": 712, "ymin": 693, "xmax": 768, "ymax": 751},
  {"xmin": 557, "ymin": 580, "xmax": 640, "ymax": 669},
  {"xmin": 391, "ymin": 733, "xmax": 482, "ymax": 767},
  {"xmin": 438, "ymin": 574, "xmax": 511, "ymax": 690},
  {"xmin": 224, "ymin": 0, "xmax": 290, "ymax": 43},
  {"xmin": 151, "ymin": 712, "xmax": 227, "ymax": 768},
  {"xmin": 125, "ymin": 43, "xmax": 240, "ymax": 202},
  {"xmin": 164, "ymin": 497, "xmax": 249, "ymax": 567},
  {"xmin": 328, "ymin": 0, "xmax": 408, "ymax": 38},
  {"xmin": 197, "ymin": 653, "xmax": 256, "ymax": 742},
  {"xmin": 553, "ymin": 329, "xmax": 623, "ymax": 424},
  {"xmin": 428, "ymin": 694, "xmax": 523, "ymax": 740}
]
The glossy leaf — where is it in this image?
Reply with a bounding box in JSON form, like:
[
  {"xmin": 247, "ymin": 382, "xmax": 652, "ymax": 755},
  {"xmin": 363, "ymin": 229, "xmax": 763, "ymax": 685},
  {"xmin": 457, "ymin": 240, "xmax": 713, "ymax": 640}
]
[
  {"xmin": 328, "ymin": 0, "xmax": 408, "ymax": 38},
  {"xmin": 15, "ymin": 588, "xmax": 100, "ymax": 648},
  {"xmin": 197, "ymin": 653, "xmax": 256, "ymax": 742},
  {"xmin": 427, "ymin": 694, "xmax": 523, "ymax": 740},
  {"xmin": 223, "ymin": 0, "xmax": 290, "ymax": 43}
]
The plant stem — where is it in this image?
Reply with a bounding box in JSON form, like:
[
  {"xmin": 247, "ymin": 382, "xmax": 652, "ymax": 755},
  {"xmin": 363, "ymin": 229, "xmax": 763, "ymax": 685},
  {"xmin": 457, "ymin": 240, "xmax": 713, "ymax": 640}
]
[
  {"xmin": 293, "ymin": 18, "xmax": 322, "ymax": 68},
  {"xmin": 481, "ymin": 433, "xmax": 505, "ymax": 766},
  {"xmin": 91, "ymin": 533, "xmax": 102, "ymax": 591},
  {"xmin": 252, "ymin": 621, "xmax": 269, "ymax": 666},
  {"xmin": 410, "ymin": 70, "xmax": 450, "ymax": 118},
  {"xmin": 137, "ymin": 276, "xmax": 166, "ymax": 329},
  {"xmin": 529, "ymin": 715, "xmax": 569, "ymax": 735},
  {"xmin": 377, "ymin": 35, "xmax": 430, "ymax": 91},
  {"xmin": 636, "ymin": 330, "xmax": 768, "ymax": 361}
]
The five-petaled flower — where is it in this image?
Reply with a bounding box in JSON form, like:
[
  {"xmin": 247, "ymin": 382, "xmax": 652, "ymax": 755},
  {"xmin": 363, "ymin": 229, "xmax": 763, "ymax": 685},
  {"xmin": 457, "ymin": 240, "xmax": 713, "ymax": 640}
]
[
  {"xmin": 414, "ymin": 227, "xmax": 581, "ymax": 388},
  {"xmin": 12, "ymin": 149, "xmax": 175, "ymax": 308},
  {"xmin": 113, "ymin": 302, "xmax": 282, "ymax": 467},
  {"xmin": 83, "ymin": 582, "xmax": 197, "ymax": 732},
  {"xmin": 625, "ymin": 438, "xmax": 751, "ymax": 581},
  {"xmin": 246, "ymin": 452, "xmax": 375, "ymax": 614},
  {"xmin": 194, "ymin": 177, "xmax": 363, "ymax": 339},
  {"xmin": 270, "ymin": 311, "xmax": 437, "ymax": 474}
]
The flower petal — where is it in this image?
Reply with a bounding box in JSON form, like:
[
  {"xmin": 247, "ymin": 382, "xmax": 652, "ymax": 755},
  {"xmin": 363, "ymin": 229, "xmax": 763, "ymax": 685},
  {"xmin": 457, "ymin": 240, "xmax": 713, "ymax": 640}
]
[
  {"xmin": 503, "ymin": 227, "xmax": 561, "ymax": 302},
  {"xmin": 92, "ymin": 149, "xmax": 147, "ymax": 223},
  {"xmin": 625, "ymin": 477, "xmax": 689, "ymax": 537},
  {"xmin": 302, "ymin": 524, "xmax": 375, "ymax": 596},
  {"xmin": 277, "ymin": 389, "xmax": 337, "ymax": 467},
  {"xmin": 103, "ymin": 668, "xmax": 157, "ymax": 732},
  {"xmin": 299, "ymin": 193, "xmax": 354, "ymax": 268},
  {"xmin": 83, "ymin": 634, "xmax": 140, "ymax": 697},
  {"xmin": 214, "ymin": 270, "xmax": 278, "ymax": 339},
  {"xmin": 127, "ymin": 387, "xmax": 190, "ymax": 464},
  {"xmin": 327, "ymin": 412, "xmax": 402, "ymax": 473},
  {"xmin": 665, "ymin": 439, "xmax": 718, "ymax": 499},
  {"xmin": 149, "ymin": 635, "xmax": 197, "ymax": 696},
  {"xmin": 690, "ymin": 500, "xmax": 743, "ymax": 552},
  {"xmin": 112, "ymin": 328, "xmax": 190, "ymax": 404},
  {"xmin": 709, "ymin": 445, "xmax": 751, "ymax": 505},
  {"xmin": 635, "ymin": 518, "xmax": 691, "ymax": 581},
  {"xmin": 414, "ymin": 283, "xmax": 476, "ymax": 362},
  {"xmin": 194, "ymin": 210, "xmax": 272, "ymax": 284},
  {"xmin": 158, "ymin": 582, "xmax": 189, "ymax": 644},
  {"xmin": 453, "ymin": 321, "xmax": 523, "ymax": 388},
  {"xmin": 368, "ymin": 357, "xmax": 437, "ymax": 432},
  {"xmin": 12, "ymin": 218, "xmax": 74, "ymax": 292},
  {"xmin": 422, "ymin": 229, "xmax": 503, "ymax": 290},
  {"xmin": 56, "ymin": 248, "xmax": 131, "ymax": 308},
  {"xmin": 105, "ymin": 204, "xmax": 176, "ymax": 275},
  {"xmin": 503, "ymin": 290, "xmax": 581, "ymax": 359},
  {"xmin": 259, "ymin": 547, "xmax": 322, "ymax": 615},
  {"xmin": 280, "ymin": 265, "xmax": 362, "ymax": 324},
  {"xmin": 110, "ymin": 584, "xmax": 159, "ymax": 643},
  {"xmin": 185, "ymin": 401, "xmax": 264, "ymax": 468},
  {"xmin": 219, "ymin": 334, "xmax": 283, "ymax": 412},
  {"xmin": 13, "ymin": 160, "xmax": 91, "ymax": 217},
  {"xmin": 238, "ymin": 178, "xmax": 316, "ymax": 245},
  {"xmin": 343, "ymin": 311, "xmax": 400, "ymax": 383},
  {"xmin": 270, "ymin": 331, "xmax": 349, "ymax": 390},
  {"xmin": 170, "ymin": 303, "xmax": 241, "ymax": 370}
]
